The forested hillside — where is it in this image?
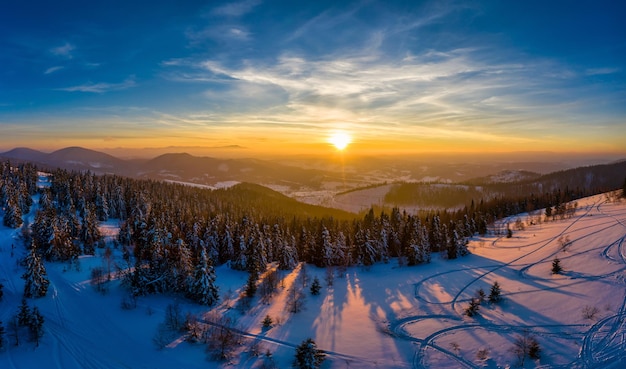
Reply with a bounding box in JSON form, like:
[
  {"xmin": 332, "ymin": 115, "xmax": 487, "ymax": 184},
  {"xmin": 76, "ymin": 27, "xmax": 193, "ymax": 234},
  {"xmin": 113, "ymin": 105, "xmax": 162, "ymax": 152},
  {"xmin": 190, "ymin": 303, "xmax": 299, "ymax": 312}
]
[
  {"xmin": 383, "ymin": 160, "xmax": 626, "ymax": 209},
  {"xmin": 1, "ymin": 159, "xmax": 621, "ymax": 305}
]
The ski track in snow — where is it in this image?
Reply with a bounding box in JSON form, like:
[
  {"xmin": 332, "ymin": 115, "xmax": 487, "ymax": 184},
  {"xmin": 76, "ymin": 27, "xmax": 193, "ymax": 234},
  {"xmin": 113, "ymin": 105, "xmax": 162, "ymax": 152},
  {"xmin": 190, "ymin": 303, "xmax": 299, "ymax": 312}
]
[{"xmin": 398, "ymin": 196, "xmax": 626, "ymax": 368}]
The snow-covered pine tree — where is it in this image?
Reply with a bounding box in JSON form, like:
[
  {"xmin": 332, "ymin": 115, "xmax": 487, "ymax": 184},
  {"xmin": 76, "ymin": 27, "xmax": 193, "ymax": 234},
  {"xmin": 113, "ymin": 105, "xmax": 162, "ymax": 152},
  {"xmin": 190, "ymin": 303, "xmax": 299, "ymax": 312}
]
[
  {"xmin": 294, "ymin": 338, "xmax": 326, "ymax": 369},
  {"xmin": 95, "ymin": 184, "xmax": 109, "ymax": 221},
  {"xmin": 321, "ymin": 225, "xmax": 333, "ymax": 267},
  {"xmin": 22, "ymin": 243, "xmax": 50, "ymax": 298},
  {"xmin": 332, "ymin": 231, "xmax": 347, "ymax": 266},
  {"xmin": 430, "ymin": 215, "xmax": 443, "ymax": 252},
  {"xmin": 446, "ymin": 223, "xmax": 459, "ymax": 259},
  {"xmin": 404, "ymin": 217, "xmax": 421, "ymax": 266},
  {"xmin": 419, "ymin": 223, "xmax": 431, "ymax": 263},
  {"xmin": 80, "ymin": 203, "xmax": 101, "ymax": 255},
  {"xmin": 220, "ymin": 223, "xmax": 234, "ymax": 264},
  {"xmin": 3, "ymin": 197, "xmax": 23, "ymax": 228},
  {"xmin": 29, "ymin": 306, "xmax": 44, "ymax": 346},
  {"xmin": 231, "ymin": 234, "xmax": 247, "ymax": 271},
  {"xmin": 278, "ymin": 235, "xmax": 298, "ymax": 270},
  {"xmin": 187, "ymin": 247, "xmax": 219, "ymax": 306}
]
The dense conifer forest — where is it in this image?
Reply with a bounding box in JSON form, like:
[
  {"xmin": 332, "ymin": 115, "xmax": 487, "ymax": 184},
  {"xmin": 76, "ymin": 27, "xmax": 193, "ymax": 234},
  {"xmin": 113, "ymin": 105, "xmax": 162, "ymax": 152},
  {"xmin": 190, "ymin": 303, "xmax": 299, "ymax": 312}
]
[{"xmin": 0, "ymin": 160, "xmax": 618, "ymax": 304}]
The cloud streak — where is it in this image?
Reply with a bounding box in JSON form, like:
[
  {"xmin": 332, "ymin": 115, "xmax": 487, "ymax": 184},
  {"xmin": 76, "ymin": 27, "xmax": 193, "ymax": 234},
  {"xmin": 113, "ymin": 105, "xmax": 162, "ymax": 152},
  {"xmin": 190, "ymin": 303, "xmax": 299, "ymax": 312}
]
[
  {"xmin": 44, "ymin": 66, "xmax": 64, "ymax": 75},
  {"xmin": 212, "ymin": 0, "xmax": 261, "ymax": 17},
  {"xmin": 58, "ymin": 76, "xmax": 137, "ymax": 93},
  {"xmin": 50, "ymin": 42, "xmax": 75, "ymax": 59}
]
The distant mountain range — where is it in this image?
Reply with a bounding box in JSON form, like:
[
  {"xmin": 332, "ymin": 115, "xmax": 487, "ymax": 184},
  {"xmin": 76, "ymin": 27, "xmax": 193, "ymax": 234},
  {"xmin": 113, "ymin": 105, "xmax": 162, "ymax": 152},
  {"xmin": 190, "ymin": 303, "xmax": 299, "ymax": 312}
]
[
  {"xmin": 0, "ymin": 146, "xmax": 332, "ymax": 189},
  {"xmin": 2, "ymin": 147, "xmax": 624, "ymax": 209}
]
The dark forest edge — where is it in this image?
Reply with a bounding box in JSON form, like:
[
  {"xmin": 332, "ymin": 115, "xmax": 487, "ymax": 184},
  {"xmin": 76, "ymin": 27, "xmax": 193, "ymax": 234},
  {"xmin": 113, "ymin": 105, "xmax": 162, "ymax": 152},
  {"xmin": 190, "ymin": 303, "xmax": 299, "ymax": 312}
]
[{"xmin": 1, "ymin": 160, "xmax": 624, "ymax": 306}]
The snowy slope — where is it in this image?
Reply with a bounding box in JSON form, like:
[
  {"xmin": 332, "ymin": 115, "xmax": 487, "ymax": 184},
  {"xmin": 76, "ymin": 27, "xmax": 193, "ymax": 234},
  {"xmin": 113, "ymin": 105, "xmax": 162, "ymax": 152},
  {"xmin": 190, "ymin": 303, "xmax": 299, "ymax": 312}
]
[{"xmin": 1, "ymin": 193, "xmax": 625, "ymax": 368}]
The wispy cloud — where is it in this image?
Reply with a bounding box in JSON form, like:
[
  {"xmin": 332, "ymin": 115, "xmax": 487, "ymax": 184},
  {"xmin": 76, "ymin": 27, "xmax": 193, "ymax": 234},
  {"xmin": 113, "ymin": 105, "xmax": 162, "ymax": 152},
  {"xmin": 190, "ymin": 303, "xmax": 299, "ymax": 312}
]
[
  {"xmin": 44, "ymin": 66, "xmax": 64, "ymax": 75},
  {"xmin": 50, "ymin": 42, "xmax": 75, "ymax": 59},
  {"xmin": 58, "ymin": 76, "xmax": 136, "ymax": 93},
  {"xmin": 212, "ymin": 0, "xmax": 261, "ymax": 17},
  {"xmin": 186, "ymin": 25, "xmax": 251, "ymax": 45},
  {"xmin": 586, "ymin": 67, "xmax": 620, "ymax": 76},
  {"xmin": 188, "ymin": 45, "xmax": 611, "ymax": 147}
]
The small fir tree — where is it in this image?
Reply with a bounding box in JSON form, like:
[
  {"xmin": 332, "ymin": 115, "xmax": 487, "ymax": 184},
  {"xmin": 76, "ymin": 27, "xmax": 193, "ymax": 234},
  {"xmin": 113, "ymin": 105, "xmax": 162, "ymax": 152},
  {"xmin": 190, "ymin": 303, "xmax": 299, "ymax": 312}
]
[
  {"xmin": 465, "ymin": 298, "xmax": 480, "ymax": 317},
  {"xmin": 528, "ymin": 337, "xmax": 541, "ymax": 360},
  {"xmin": 294, "ymin": 338, "xmax": 326, "ymax": 369},
  {"xmin": 551, "ymin": 257, "xmax": 562, "ymax": 274},
  {"xmin": 475, "ymin": 288, "xmax": 486, "ymax": 303},
  {"xmin": 488, "ymin": 281, "xmax": 502, "ymax": 303},
  {"xmin": 262, "ymin": 315, "xmax": 273, "ymax": 329},
  {"xmin": 310, "ymin": 277, "xmax": 322, "ymax": 296}
]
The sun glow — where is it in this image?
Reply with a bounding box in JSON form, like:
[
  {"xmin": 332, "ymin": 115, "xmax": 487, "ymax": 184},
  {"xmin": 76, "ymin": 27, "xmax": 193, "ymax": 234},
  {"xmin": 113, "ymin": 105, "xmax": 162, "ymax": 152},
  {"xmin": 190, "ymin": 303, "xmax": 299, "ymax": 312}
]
[{"xmin": 329, "ymin": 131, "xmax": 352, "ymax": 151}]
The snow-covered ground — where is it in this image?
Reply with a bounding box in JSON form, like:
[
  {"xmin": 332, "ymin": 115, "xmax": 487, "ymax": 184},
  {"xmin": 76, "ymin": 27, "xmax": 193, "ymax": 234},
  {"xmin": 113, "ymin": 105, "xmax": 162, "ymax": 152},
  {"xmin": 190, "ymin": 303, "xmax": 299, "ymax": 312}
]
[{"xmin": 1, "ymin": 193, "xmax": 625, "ymax": 368}]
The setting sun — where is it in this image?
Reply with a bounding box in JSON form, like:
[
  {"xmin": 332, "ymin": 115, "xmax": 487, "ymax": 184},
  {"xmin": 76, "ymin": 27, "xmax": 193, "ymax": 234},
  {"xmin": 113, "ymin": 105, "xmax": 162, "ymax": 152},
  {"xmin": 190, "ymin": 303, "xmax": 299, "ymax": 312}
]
[{"xmin": 329, "ymin": 131, "xmax": 352, "ymax": 151}]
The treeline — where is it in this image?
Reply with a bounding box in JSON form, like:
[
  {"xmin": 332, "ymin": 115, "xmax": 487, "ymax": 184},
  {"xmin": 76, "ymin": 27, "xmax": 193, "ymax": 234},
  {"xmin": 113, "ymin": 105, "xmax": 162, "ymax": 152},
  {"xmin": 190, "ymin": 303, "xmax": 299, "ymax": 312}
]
[
  {"xmin": 1, "ymin": 160, "xmax": 615, "ymax": 306},
  {"xmin": 384, "ymin": 160, "xmax": 626, "ymax": 209}
]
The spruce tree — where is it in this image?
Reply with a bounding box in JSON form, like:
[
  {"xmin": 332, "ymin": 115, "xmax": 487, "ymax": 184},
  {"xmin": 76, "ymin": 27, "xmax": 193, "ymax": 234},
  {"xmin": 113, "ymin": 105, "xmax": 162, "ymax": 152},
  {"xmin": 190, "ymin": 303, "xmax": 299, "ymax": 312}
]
[
  {"xmin": 488, "ymin": 281, "xmax": 502, "ymax": 303},
  {"xmin": 551, "ymin": 257, "xmax": 562, "ymax": 274},
  {"xmin": 3, "ymin": 197, "xmax": 23, "ymax": 229},
  {"xmin": 465, "ymin": 298, "xmax": 480, "ymax": 317},
  {"xmin": 17, "ymin": 298, "xmax": 31, "ymax": 326},
  {"xmin": 22, "ymin": 244, "xmax": 50, "ymax": 298},
  {"xmin": 278, "ymin": 238, "xmax": 298, "ymax": 270},
  {"xmin": 187, "ymin": 248, "xmax": 219, "ymax": 306},
  {"xmin": 262, "ymin": 315, "xmax": 273, "ymax": 329},
  {"xmin": 294, "ymin": 338, "xmax": 326, "ymax": 369},
  {"xmin": 29, "ymin": 307, "xmax": 44, "ymax": 347},
  {"xmin": 310, "ymin": 277, "xmax": 322, "ymax": 296}
]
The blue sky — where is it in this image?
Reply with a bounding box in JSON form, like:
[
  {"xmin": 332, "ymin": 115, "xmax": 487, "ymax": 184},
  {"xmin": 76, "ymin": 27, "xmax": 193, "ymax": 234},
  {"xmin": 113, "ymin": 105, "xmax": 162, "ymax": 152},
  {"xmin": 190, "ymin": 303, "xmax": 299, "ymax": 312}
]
[{"xmin": 0, "ymin": 0, "xmax": 624, "ymax": 154}]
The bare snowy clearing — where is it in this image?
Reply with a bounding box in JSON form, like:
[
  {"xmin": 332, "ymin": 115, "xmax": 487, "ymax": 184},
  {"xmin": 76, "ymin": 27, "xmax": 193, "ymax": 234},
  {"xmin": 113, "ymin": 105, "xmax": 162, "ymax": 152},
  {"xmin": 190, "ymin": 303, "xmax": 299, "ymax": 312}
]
[{"xmin": 1, "ymin": 193, "xmax": 625, "ymax": 368}]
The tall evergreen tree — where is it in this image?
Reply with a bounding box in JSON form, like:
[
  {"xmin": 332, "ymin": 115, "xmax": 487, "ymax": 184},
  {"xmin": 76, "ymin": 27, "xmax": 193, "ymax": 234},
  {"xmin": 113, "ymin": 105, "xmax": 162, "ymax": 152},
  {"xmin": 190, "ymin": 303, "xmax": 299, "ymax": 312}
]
[
  {"xmin": 22, "ymin": 244, "xmax": 50, "ymax": 298},
  {"xmin": 278, "ymin": 235, "xmax": 298, "ymax": 270},
  {"xmin": 17, "ymin": 298, "xmax": 31, "ymax": 326},
  {"xmin": 187, "ymin": 248, "xmax": 219, "ymax": 306},
  {"xmin": 29, "ymin": 306, "xmax": 44, "ymax": 347},
  {"xmin": 80, "ymin": 203, "xmax": 101, "ymax": 255},
  {"xmin": 4, "ymin": 196, "xmax": 23, "ymax": 229}
]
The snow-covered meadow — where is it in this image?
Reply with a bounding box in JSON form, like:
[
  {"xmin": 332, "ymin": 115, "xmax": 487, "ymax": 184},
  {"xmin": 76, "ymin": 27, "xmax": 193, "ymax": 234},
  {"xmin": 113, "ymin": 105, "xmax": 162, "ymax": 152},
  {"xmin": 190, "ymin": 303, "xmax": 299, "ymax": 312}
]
[{"xmin": 1, "ymin": 193, "xmax": 625, "ymax": 368}]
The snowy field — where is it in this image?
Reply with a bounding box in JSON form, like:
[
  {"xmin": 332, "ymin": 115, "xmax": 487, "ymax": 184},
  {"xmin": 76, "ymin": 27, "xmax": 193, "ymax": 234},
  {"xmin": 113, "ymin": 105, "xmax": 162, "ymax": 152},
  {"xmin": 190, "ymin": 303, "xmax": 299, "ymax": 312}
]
[{"xmin": 1, "ymin": 193, "xmax": 625, "ymax": 368}]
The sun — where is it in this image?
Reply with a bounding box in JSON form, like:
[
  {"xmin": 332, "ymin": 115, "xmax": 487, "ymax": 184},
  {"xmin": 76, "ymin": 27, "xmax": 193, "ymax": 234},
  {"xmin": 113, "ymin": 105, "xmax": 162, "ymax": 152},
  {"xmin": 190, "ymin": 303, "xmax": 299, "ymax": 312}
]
[{"xmin": 328, "ymin": 131, "xmax": 352, "ymax": 151}]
